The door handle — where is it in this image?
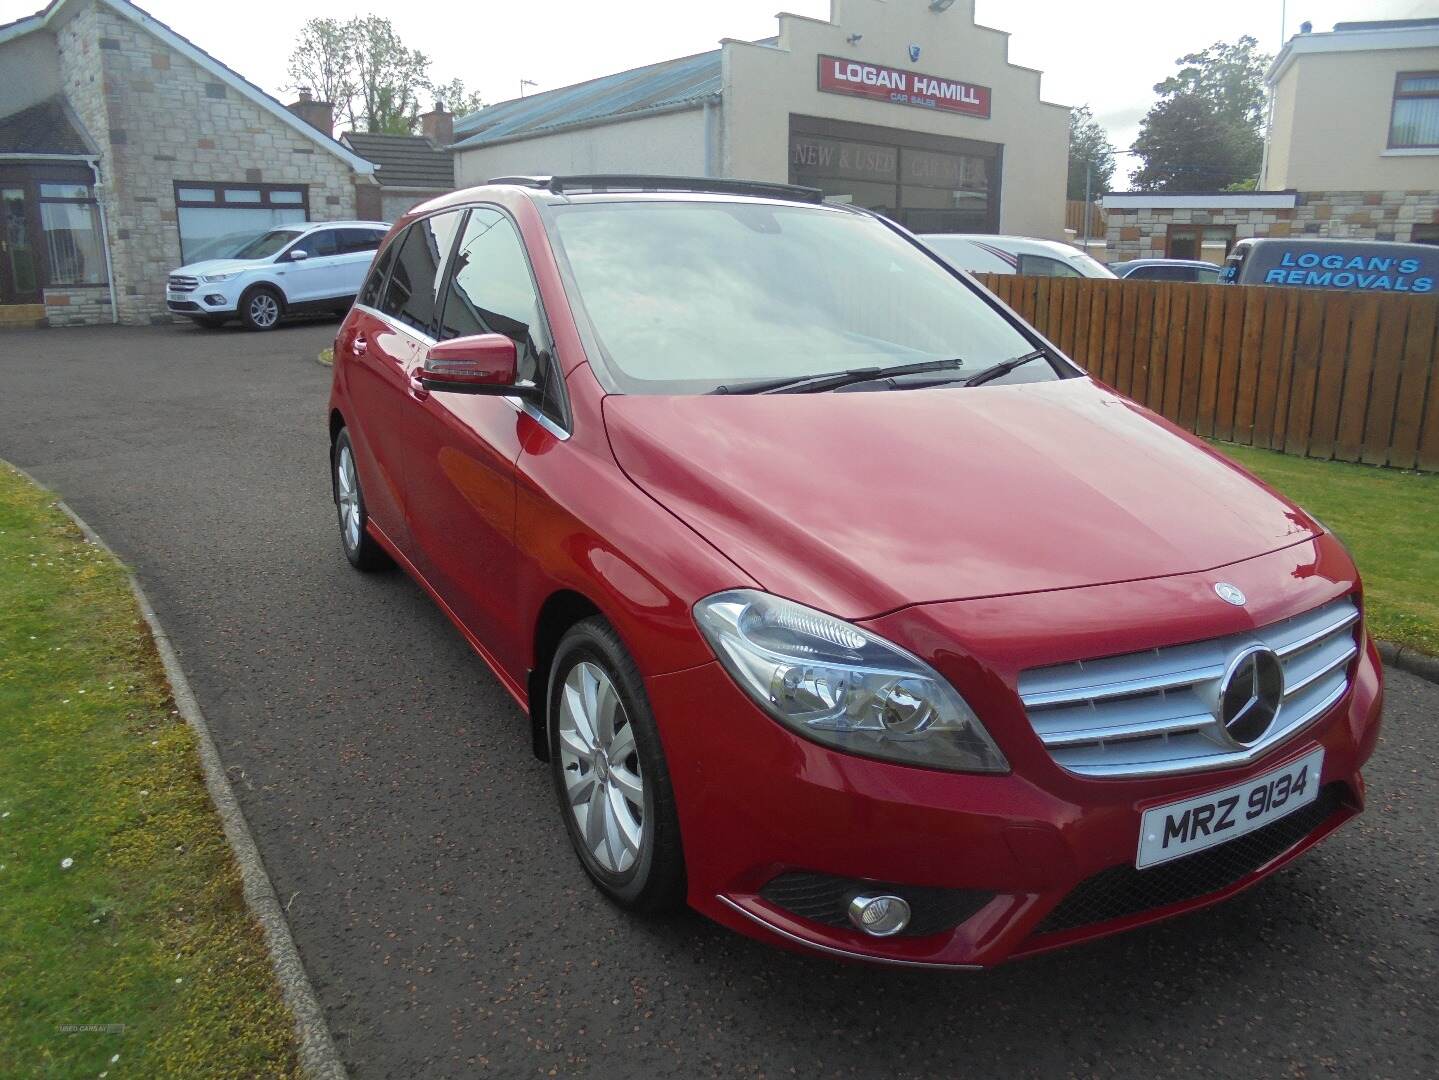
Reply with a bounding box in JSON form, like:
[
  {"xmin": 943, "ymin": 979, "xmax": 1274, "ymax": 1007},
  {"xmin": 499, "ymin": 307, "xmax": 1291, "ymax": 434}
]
[
  {"xmin": 408, "ymin": 374, "xmax": 429, "ymax": 401},
  {"xmin": 352, "ymin": 333, "xmax": 367, "ymax": 356}
]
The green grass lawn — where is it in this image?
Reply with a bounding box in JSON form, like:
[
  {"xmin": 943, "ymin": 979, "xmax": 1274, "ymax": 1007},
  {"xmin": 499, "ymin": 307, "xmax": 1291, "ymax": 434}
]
[
  {"xmin": 0, "ymin": 464, "xmax": 300, "ymax": 1078},
  {"xmin": 1213, "ymin": 443, "xmax": 1439, "ymax": 657}
]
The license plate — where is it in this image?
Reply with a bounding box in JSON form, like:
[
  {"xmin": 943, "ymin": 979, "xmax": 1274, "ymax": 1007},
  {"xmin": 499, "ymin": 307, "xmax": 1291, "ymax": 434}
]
[{"xmin": 1136, "ymin": 747, "xmax": 1324, "ymax": 869}]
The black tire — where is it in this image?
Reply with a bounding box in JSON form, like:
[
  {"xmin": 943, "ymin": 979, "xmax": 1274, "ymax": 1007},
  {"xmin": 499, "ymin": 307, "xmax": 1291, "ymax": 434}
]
[
  {"xmin": 239, "ymin": 285, "xmax": 283, "ymax": 331},
  {"xmin": 192, "ymin": 316, "xmax": 227, "ymax": 329},
  {"xmin": 331, "ymin": 428, "xmax": 391, "ymax": 571},
  {"xmin": 548, "ymin": 617, "xmax": 685, "ymax": 912}
]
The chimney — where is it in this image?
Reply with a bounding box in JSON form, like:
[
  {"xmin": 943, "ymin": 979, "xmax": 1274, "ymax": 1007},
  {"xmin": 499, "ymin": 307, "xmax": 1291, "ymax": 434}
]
[
  {"xmin": 287, "ymin": 88, "xmax": 335, "ymax": 138},
  {"xmin": 420, "ymin": 101, "xmax": 454, "ymax": 147}
]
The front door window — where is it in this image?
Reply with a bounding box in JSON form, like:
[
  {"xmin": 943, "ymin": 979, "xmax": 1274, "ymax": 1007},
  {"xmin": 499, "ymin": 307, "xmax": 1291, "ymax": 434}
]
[{"xmin": 2, "ymin": 187, "xmax": 40, "ymax": 303}]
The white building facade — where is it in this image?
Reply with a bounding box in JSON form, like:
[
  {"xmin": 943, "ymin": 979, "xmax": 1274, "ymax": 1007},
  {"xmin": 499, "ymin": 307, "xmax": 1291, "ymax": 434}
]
[{"xmin": 452, "ymin": 0, "xmax": 1070, "ymax": 239}]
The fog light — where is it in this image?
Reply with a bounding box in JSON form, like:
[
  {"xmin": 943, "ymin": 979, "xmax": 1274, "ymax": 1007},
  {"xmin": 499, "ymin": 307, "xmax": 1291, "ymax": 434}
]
[
  {"xmin": 847, "ymin": 894, "xmax": 911, "ymax": 937},
  {"xmin": 204, "ymin": 294, "xmax": 226, "ymax": 306}
]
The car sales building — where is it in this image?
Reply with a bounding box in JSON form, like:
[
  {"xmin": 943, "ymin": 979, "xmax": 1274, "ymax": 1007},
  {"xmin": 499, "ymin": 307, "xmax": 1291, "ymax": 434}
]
[{"xmin": 450, "ymin": 0, "xmax": 1069, "ymax": 239}]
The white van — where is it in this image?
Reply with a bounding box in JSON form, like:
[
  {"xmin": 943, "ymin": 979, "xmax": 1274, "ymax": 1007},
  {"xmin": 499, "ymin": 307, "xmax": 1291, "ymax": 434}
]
[{"xmin": 920, "ymin": 234, "xmax": 1116, "ymax": 279}]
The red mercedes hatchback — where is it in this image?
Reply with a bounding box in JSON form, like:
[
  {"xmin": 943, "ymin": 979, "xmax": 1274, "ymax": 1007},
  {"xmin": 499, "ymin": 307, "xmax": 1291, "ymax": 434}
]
[{"xmin": 326, "ymin": 176, "xmax": 1383, "ymax": 968}]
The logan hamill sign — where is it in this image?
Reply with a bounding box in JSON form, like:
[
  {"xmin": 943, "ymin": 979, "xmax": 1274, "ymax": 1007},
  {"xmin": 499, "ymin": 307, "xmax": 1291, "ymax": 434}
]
[{"xmin": 817, "ymin": 55, "xmax": 991, "ymax": 119}]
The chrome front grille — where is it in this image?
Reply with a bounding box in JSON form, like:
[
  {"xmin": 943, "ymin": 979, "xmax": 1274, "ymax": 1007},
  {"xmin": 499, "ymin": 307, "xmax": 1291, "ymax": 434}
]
[
  {"xmin": 168, "ymin": 275, "xmax": 198, "ymax": 292},
  {"xmin": 1018, "ymin": 597, "xmax": 1361, "ymax": 778}
]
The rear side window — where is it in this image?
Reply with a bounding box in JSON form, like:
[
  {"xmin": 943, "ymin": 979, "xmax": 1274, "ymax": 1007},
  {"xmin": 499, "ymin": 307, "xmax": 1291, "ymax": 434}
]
[
  {"xmin": 1017, "ymin": 254, "xmax": 1080, "ymax": 278},
  {"xmin": 357, "ymin": 238, "xmax": 396, "ymax": 308},
  {"xmin": 1196, "ymin": 267, "xmax": 1221, "ymax": 284},
  {"xmin": 339, "ymin": 228, "xmax": 384, "ymax": 254},
  {"xmin": 379, "ymin": 211, "xmax": 465, "ymax": 336}
]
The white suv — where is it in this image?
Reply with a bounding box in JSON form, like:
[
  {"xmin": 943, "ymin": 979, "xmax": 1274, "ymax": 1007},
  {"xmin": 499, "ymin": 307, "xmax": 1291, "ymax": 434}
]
[
  {"xmin": 166, "ymin": 220, "xmax": 390, "ymax": 331},
  {"xmin": 919, "ymin": 234, "xmax": 1116, "ymax": 279}
]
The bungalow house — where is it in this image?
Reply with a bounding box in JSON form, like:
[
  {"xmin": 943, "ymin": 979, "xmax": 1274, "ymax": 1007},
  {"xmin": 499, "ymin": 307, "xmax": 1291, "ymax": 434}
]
[{"xmin": 0, "ymin": 0, "xmax": 380, "ymax": 327}]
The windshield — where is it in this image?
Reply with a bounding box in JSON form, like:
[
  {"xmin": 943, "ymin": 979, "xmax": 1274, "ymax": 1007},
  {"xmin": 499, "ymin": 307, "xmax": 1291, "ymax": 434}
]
[
  {"xmin": 548, "ymin": 201, "xmax": 1052, "ymax": 394},
  {"xmin": 231, "ymin": 228, "xmax": 305, "ymax": 261}
]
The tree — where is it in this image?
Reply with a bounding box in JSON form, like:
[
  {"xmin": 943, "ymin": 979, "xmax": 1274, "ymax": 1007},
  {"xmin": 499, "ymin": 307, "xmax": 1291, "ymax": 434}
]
[
  {"xmin": 1067, "ymin": 105, "xmax": 1116, "ymax": 200},
  {"xmin": 1131, "ymin": 93, "xmax": 1256, "ymax": 190},
  {"xmin": 287, "ymin": 18, "xmax": 356, "ymax": 123},
  {"xmin": 428, "ymin": 77, "xmax": 485, "ymax": 120},
  {"xmin": 1155, "ymin": 36, "xmax": 1270, "ymax": 133},
  {"xmin": 286, "ymin": 16, "xmax": 432, "ymax": 134},
  {"xmin": 350, "ymin": 16, "xmax": 431, "ymax": 134},
  {"xmin": 1130, "ymin": 36, "xmax": 1272, "ymax": 191}
]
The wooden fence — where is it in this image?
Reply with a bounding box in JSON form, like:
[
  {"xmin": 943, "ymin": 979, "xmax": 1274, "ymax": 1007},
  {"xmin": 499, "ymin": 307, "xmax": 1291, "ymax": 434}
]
[
  {"xmin": 1064, "ymin": 200, "xmax": 1106, "ymax": 238},
  {"xmin": 975, "ymin": 274, "xmax": 1439, "ymax": 473}
]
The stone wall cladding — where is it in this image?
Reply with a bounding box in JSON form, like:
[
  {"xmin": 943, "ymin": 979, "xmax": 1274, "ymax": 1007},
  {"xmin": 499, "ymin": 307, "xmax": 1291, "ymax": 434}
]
[
  {"xmin": 44, "ymin": 286, "xmax": 114, "ymax": 326},
  {"xmin": 1105, "ymin": 190, "xmax": 1439, "ymax": 261},
  {"xmin": 54, "ymin": 0, "xmax": 360, "ymax": 325}
]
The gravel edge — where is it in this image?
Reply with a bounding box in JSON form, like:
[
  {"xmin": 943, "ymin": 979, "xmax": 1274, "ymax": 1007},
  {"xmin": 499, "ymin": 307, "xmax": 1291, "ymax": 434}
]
[{"xmin": 7, "ymin": 462, "xmax": 348, "ymax": 1080}]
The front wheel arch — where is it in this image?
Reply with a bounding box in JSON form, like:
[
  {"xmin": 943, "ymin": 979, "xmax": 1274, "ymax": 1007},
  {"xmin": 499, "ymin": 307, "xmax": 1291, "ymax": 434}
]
[
  {"xmin": 527, "ymin": 590, "xmax": 603, "ymax": 762},
  {"xmin": 238, "ymin": 283, "xmax": 285, "ymax": 330}
]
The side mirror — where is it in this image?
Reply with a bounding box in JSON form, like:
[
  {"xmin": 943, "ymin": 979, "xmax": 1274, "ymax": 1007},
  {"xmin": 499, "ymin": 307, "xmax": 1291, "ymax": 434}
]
[
  {"xmin": 419, "ymin": 334, "xmax": 536, "ymax": 399},
  {"xmin": 288, "ymin": 248, "xmax": 310, "ymax": 261}
]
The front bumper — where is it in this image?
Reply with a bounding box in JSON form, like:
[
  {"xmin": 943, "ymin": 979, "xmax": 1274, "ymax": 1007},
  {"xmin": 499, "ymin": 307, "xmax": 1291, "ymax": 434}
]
[
  {"xmin": 648, "ymin": 539, "xmax": 1383, "ymax": 968},
  {"xmin": 166, "ymin": 284, "xmax": 239, "ymax": 315}
]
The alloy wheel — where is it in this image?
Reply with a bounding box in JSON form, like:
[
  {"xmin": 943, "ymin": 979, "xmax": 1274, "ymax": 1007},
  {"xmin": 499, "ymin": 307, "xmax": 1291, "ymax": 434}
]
[
  {"xmin": 248, "ymin": 292, "xmax": 279, "ymax": 328},
  {"xmin": 557, "ymin": 661, "xmax": 646, "ymax": 873},
  {"xmin": 335, "ymin": 444, "xmax": 361, "ymax": 552}
]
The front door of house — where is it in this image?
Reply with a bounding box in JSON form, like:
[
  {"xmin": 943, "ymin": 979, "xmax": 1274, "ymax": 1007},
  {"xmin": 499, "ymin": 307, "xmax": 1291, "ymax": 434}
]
[{"xmin": 1, "ymin": 186, "xmax": 41, "ymax": 304}]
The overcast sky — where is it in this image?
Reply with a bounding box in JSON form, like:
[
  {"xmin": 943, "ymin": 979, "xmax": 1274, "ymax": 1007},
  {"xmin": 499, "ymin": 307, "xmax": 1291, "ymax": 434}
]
[{"xmin": 7, "ymin": 0, "xmax": 1439, "ymax": 187}]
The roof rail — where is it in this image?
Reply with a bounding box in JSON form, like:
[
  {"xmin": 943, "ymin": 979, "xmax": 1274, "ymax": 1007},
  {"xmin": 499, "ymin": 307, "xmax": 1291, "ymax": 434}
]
[{"xmin": 488, "ymin": 174, "xmax": 826, "ymax": 204}]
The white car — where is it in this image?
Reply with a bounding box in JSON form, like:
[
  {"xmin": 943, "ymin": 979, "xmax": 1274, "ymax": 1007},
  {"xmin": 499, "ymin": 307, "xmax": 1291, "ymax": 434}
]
[
  {"xmin": 919, "ymin": 234, "xmax": 1116, "ymax": 279},
  {"xmin": 166, "ymin": 220, "xmax": 390, "ymax": 330}
]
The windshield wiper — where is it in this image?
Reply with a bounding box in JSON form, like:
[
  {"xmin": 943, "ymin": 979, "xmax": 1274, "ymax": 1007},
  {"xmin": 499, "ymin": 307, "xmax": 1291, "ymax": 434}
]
[
  {"xmin": 963, "ymin": 349, "xmax": 1049, "ymax": 388},
  {"xmin": 712, "ymin": 358, "xmax": 965, "ymax": 396}
]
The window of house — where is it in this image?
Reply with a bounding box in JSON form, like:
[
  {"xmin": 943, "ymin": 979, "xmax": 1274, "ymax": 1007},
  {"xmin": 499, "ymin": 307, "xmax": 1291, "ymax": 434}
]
[
  {"xmin": 37, "ymin": 181, "xmax": 105, "ymax": 285},
  {"xmin": 173, "ymin": 182, "xmax": 308, "ymax": 264},
  {"xmin": 1390, "ymin": 72, "xmax": 1439, "ymax": 149},
  {"xmin": 1167, "ymin": 225, "xmax": 1235, "ymax": 263}
]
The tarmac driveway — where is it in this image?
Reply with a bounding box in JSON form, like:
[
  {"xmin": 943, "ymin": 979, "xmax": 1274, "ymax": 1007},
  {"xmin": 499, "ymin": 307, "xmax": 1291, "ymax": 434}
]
[{"xmin": 1, "ymin": 323, "xmax": 1435, "ymax": 1078}]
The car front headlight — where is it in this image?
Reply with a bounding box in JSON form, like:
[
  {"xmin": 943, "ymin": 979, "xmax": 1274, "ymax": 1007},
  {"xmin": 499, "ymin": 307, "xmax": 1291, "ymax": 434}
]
[
  {"xmin": 693, "ymin": 589, "xmax": 1007, "ymax": 773},
  {"xmin": 200, "ymin": 272, "xmax": 234, "ymax": 283}
]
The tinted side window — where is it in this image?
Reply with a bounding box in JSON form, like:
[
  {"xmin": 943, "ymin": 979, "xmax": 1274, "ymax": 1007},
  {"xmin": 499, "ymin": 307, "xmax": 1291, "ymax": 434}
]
[
  {"xmin": 1131, "ymin": 265, "xmax": 1189, "ymax": 282},
  {"xmin": 379, "ymin": 211, "xmax": 465, "ymax": 336},
  {"xmin": 439, "ymin": 208, "xmax": 549, "ymax": 387},
  {"xmin": 340, "ymin": 228, "xmax": 384, "ymax": 254},
  {"xmin": 358, "ymin": 237, "xmax": 397, "ymax": 308},
  {"xmin": 1017, "ymin": 254, "xmax": 1080, "ymax": 278},
  {"xmin": 1196, "ymin": 267, "xmax": 1221, "ymax": 284},
  {"xmin": 298, "ymin": 229, "xmax": 338, "ymax": 258}
]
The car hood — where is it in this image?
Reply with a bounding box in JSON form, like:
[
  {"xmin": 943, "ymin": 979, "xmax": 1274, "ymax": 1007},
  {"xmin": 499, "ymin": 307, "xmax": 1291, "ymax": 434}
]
[
  {"xmin": 602, "ymin": 378, "xmax": 1320, "ymax": 619},
  {"xmin": 170, "ymin": 258, "xmax": 268, "ymax": 277}
]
